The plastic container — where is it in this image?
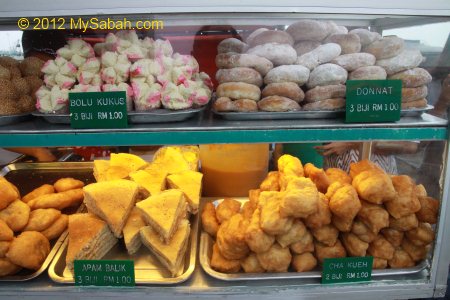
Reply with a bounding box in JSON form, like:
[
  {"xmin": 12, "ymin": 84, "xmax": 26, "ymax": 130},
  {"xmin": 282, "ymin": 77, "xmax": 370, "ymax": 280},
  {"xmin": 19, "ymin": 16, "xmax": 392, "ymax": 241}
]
[{"xmin": 199, "ymin": 144, "xmax": 269, "ymax": 197}]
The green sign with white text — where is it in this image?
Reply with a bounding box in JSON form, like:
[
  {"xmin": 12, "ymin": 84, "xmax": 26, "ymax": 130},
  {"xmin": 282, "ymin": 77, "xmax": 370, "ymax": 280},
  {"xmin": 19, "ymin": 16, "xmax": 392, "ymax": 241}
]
[
  {"xmin": 74, "ymin": 260, "xmax": 135, "ymax": 287},
  {"xmin": 346, "ymin": 80, "xmax": 402, "ymax": 123},
  {"xmin": 69, "ymin": 91, "xmax": 128, "ymax": 129},
  {"xmin": 322, "ymin": 256, "xmax": 373, "ymax": 284}
]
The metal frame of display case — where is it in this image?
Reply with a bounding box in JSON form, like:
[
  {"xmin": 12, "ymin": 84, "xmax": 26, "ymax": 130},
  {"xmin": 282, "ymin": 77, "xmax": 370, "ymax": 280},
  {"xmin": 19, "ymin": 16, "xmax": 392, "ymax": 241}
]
[{"xmin": 0, "ymin": 1, "xmax": 449, "ymax": 299}]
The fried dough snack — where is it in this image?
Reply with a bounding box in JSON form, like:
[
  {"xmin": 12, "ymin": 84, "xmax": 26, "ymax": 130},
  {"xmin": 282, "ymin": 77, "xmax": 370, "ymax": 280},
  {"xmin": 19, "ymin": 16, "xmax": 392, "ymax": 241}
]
[
  {"xmin": 367, "ymin": 235, "xmax": 395, "ymax": 260},
  {"xmin": 304, "ymin": 163, "xmax": 331, "ymax": 193},
  {"xmin": 416, "ymin": 196, "xmax": 439, "ymax": 224},
  {"xmin": 357, "ymin": 201, "xmax": 389, "ymax": 234},
  {"xmin": 53, "ymin": 177, "xmax": 84, "ymax": 193},
  {"xmin": 351, "ymin": 219, "xmax": 377, "ymax": 243},
  {"xmin": 389, "ymin": 214, "xmax": 418, "ymax": 231},
  {"xmin": 0, "ymin": 177, "xmax": 20, "ymax": 210},
  {"xmin": 0, "ymin": 241, "xmax": 10, "ymax": 257},
  {"xmin": 210, "ymin": 242, "xmax": 241, "ymax": 273},
  {"xmin": 381, "ymin": 228, "xmax": 404, "ymax": 248},
  {"xmin": 349, "ymin": 159, "xmax": 383, "ymax": 179},
  {"xmin": 352, "ymin": 169, "xmax": 396, "ymax": 204},
  {"xmin": 6, "ymin": 231, "xmax": 50, "ymax": 270},
  {"xmin": 341, "ymin": 232, "xmax": 369, "ymax": 257},
  {"xmin": 41, "ymin": 214, "xmax": 68, "ymax": 240},
  {"xmin": 0, "ymin": 219, "xmax": 13, "ymax": 241},
  {"xmin": 305, "ymin": 193, "xmax": 331, "ymax": 229},
  {"xmin": 0, "ymin": 200, "xmax": 30, "ymax": 232},
  {"xmin": 312, "ymin": 224, "xmax": 339, "ymax": 246},
  {"xmin": 372, "ymin": 257, "xmax": 388, "ymax": 269},
  {"xmin": 276, "ymin": 219, "xmax": 307, "ymax": 248},
  {"xmin": 292, "ymin": 252, "xmax": 317, "ymax": 272},
  {"xmin": 386, "ymin": 175, "xmax": 421, "ymax": 219},
  {"xmin": 256, "ymin": 243, "xmax": 292, "ymax": 272},
  {"xmin": 260, "ymin": 171, "xmax": 280, "ymax": 191},
  {"xmin": 314, "ymin": 240, "xmax": 347, "ymax": 264},
  {"xmin": 280, "ymin": 177, "xmax": 319, "ymax": 218},
  {"xmin": 242, "ymin": 201, "xmax": 256, "ymax": 220},
  {"xmin": 278, "ymin": 154, "xmax": 304, "ymax": 190},
  {"xmin": 290, "ymin": 230, "xmax": 314, "ymax": 254},
  {"xmin": 216, "ymin": 198, "xmax": 241, "ymax": 224},
  {"xmin": 415, "ymin": 184, "xmax": 427, "ymax": 197},
  {"xmin": 22, "ymin": 184, "xmax": 55, "ymax": 203},
  {"xmin": 388, "ymin": 248, "xmax": 415, "ymax": 269},
  {"xmin": 326, "ymin": 168, "xmax": 352, "ymax": 185},
  {"xmin": 240, "ymin": 253, "xmax": 265, "ymax": 273},
  {"xmin": 401, "ymin": 238, "xmax": 429, "ymax": 262},
  {"xmin": 0, "ymin": 258, "xmax": 21, "ymax": 276},
  {"xmin": 259, "ymin": 191, "xmax": 293, "ymax": 235},
  {"xmin": 27, "ymin": 188, "xmax": 84, "ymax": 211},
  {"xmin": 245, "ymin": 208, "xmax": 275, "ymax": 253},
  {"xmin": 202, "ymin": 202, "xmax": 220, "ymax": 237},
  {"xmin": 217, "ymin": 214, "xmax": 249, "ymax": 260},
  {"xmin": 248, "ymin": 189, "xmax": 261, "ymax": 207},
  {"xmin": 327, "ymin": 182, "xmax": 361, "ymax": 221},
  {"xmin": 23, "ymin": 208, "xmax": 61, "ymax": 232},
  {"xmin": 405, "ymin": 223, "xmax": 434, "ymax": 246}
]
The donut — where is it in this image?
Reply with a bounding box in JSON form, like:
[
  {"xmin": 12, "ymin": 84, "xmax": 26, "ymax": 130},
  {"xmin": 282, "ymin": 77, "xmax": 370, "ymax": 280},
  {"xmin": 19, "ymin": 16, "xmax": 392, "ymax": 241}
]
[
  {"xmin": 331, "ymin": 53, "xmax": 376, "ymax": 71},
  {"xmin": 246, "ymin": 28, "xmax": 269, "ymax": 45},
  {"xmin": 216, "ymin": 82, "xmax": 261, "ymax": 101},
  {"xmin": 264, "ymin": 65, "xmax": 310, "ymax": 86},
  {"xmin": 402, "ymin": 86, "xmax": 428, "ymax": 102},
  {"xmin": 349, "ymin": 66, "xmax": 387, "ymax": 80},
  {"xmin": 325, "ymin": 21, "xmax": 348, "ymax": 36},
  {"xmin": 306, "ymin": 63, "xmax": 348, "ymax": 89},
  {"xmin": 401, "ymin": 98, "xmax": 428, "ymax": 109},
  {"xmin": 217, "ymin": 38, "xmax": 247, "ymax": 54},
  {"xmin": 216, "ymin": 67, "xmax": 263, "ymax": 87},
  {"xmin": 388, "ymin": 68, "xmax": 432, "ymax": 88},
  {"xmin": 293, "ymin": 41, "xmax": 321, "ymax": 56},
  {"xmin": 363, "ymin": 36, "xmax": 404, "ymax": 59},
  {"xmin": 248, "ymin": 30, "xmax": 294, "ymax": 47},
  {"xmin": 286, "ymin": 20, "xmax": 329, "ymax": 42},
  {"xmin": 258, "ymin": 96, "xmax": 301, "ymax": 112},
  {"xmin": 349, "ymin": 29, "xmax": 382, "ymax": 46},
  {"xmin": 324, "ymin": 33, "xmax": 361, "ymax": 54},
  {"xmin": 376, "ymin": 49, "xmax": 424, "ymax": 75},
  {"xmin": 246, "ymin": 43, "xmax": 297, "ymax": 66},
  {"xmin": 213, "ymin": 97, "xmax": 235, "ymax": 112},
  {"xmin": 302, "ymin": 98, "xmax": 346, "ymax": 111},
  {"xmin": 262, "ymin": 82, "xmax": 305, "ymax": 102},
  {"xmin": 305, "ymin": 84, "xmax": 346, "ymax": 103},
  {"xmin": 296, "ymin": 43, "xmax": 342, "ymax": 70},
  {"xmin": 215, "ymin": 53, "xmax": 273, "ymax": 76},
  {"xmin": 213, "ymin": 97, "xmax": 258, "ymax": 112}
]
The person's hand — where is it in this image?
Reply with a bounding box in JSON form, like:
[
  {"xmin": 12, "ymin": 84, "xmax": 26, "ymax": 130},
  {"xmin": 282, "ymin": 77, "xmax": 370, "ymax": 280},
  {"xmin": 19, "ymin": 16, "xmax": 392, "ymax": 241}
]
[
  {"xmin": 33, "ymin": 148, "xmax": 56, "ymax": 162},
  {"xmin": 315, "ymin": 142, "xmax": 359, "ymax": 156}
]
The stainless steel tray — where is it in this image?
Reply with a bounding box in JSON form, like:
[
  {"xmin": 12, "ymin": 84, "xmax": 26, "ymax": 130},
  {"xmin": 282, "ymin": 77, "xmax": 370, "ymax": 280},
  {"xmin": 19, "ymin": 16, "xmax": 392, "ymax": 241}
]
[
  {"xmin": 400, "ymin": 105, "xmax": 434, "ymax": 117},
  {"xmin": 213, "ymin": 109, "xmax": 344, "ymax": 121},
  {"xmin": 31, "ymin": 111, "xmax": 71, "ymax": 124},
  {"xmin": 0, "ymin": 162, "xmax": 95, "ymax": 281},
  {"xmin": 0, "ymin": 113, "xmax": 32, "ymax": 126},
  {"xmin": 48, "ymin": 212, "xmax": 199, "ymax": 285},
  {"xmin": 199, "ymin": 198, "xmax": 428, "ymax": 281}
]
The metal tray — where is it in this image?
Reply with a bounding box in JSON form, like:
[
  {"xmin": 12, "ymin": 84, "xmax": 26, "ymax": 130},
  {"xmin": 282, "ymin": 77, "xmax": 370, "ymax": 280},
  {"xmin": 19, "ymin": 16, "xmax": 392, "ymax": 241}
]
[
  {"xmin": 31, "ymin": 111, "xmax": 71, "ymax": 124},
  {"xmin": 0, "ymin": 162, "xmax": 95, "ymax": 281},
  {"xmin": 199, "ymin": 198, "xmax": 428, "ymax": 281},
  {"xmin": 0, "ymin": 113, "xmax": 32, "ymax": 126},
  {"xmin": 400, "ymin": 105, "xmax": 434, "ymax": 117},
  {"xmin": 213, "ymin": 109, "xmax": 344, "ymax": 121},
  {"xmin": 48, "ymin": 212, "xmax": 199, "ymax": 285}
]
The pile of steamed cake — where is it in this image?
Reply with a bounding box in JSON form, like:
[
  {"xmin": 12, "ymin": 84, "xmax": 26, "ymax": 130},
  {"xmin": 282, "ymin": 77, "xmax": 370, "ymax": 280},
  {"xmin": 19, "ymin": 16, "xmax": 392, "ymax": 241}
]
[{"xmin": 213, "ymin": 19, "xmax": 432, "ymax": 113}]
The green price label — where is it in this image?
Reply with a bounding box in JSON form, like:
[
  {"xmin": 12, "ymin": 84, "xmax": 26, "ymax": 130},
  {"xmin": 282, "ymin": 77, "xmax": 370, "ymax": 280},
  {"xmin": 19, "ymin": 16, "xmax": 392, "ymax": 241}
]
[
  {"xmin": 322, "ymin": 256, "xmax": 373, "ymax": 284},
  {"xmin": 74, "ymin": 260, "xmax": 135, "ymax": 287},
  {"xmin": 69, "ymin": 91, "xmax": 128, "ymax": 129},
  {"xmin": 345, "ymin": 80, "xmax": 402, "ymax": 123}
]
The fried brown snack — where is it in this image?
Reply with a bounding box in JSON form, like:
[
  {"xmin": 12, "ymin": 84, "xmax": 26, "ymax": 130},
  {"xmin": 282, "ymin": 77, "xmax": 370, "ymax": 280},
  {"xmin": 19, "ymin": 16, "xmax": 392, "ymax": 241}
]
[
  {"xmin": 216, "ymin": 198, "xmax": 241, "ymax": 224},
  {"xmin": 27, "ymin": 189, "xmax": 84, "ymax": 211},
  {"xmin": 305, "ymin": 193, "xmax": 331, "ymax": 229},
  {"xmin": 326, "ymin": 168, "xmax": 352, "ymax": 185},
  {"xmin": 53, "ymin": 177, "xmax": 85, "ymax": 193},
  {"xmin": 201, "ymin": 202, "xmax": 220, "ymax": 237},
  {"xmin": 248, "ymin": 189, "xmax": 261, "ymax": 208},
  {"xmin": 245, "ymin": 208, "xmax": 275, "ymax": 253},
  {"xmin": 290, "ymin": 230, "xmax": 315, "ymax": 254},
  {"xmin": 40, "ymin": 214, "xmax": 68, "ymax": 240},
  {"xmin": 381, "ymin": 228, "xmax": 404, "ymax": 248},
  {"xmin": 217, "ymin": 214, "xmax": 249, "ymax": 260},
  {"xmin": 23, "ymin": 208, "xmax": 61, "ymax": 232},
  {"xmin": 0, "ymin": 258, "xmax": 21, "ymax": 276},
  {"xmin": 416, "ymin": 196, "xmax": 439, "ymax": 224},
  {"xmin": 349, "ymin": 159, "xmax": 383, "ymax": 179},
  {"xmin": 22, "ymin": 184, "xmax": 55, "ymax": 203},
  {"xmin": 210, "ymin": 243, "xmax": 241, "ymax": 273},
  {"xmin": 367, "ymin": 235, "xmax": 395, "ymax": 260},
  {"xmin": 405, "ymin": 223, "xmax": 435, "ymax": 246},
  {"xmin": 386, "ymin": 175, "xmax": 421, "ymax": 219},
  {"xmin": 389, "ymin": 214, "xmax": 419, "ymax": 231},
  {"xmin": 0, "ymin": 200, "xmax": 30, "ymax": 232},
  {"xmin": 352, "ymin": 219, "xmax": 377, "ymax": 243},
  {"xmin": 372, "ymin": 257, "xmax": 388, "ymax": 269},
  {"xmin": 280, "ymin": 178, "xmax": 319, "ymax": 218},
  {"xmin": 352, "ymin": 169, "xmax": 396, "ymax": 204},
  {"xmin": 312, "ymin": 224, "xmax": 339, "ymax": 246},
  {"xmin": 259, "ymin": 171, "xmax": 280, "ymax": 191},
  {"xmin": 341, "ymin": 232, "xmax": 369, "ymax": 257},
  {"xmin": 292, "ymin": 252, "xmax": 317, "ymax": 272},
  {"xmin": 259, "ymin": 191, "xmax": 293, "ymax": 235},
  {"xmin": 0, "ymin": 177, "xmax": 20, "ymax": 210},
  {"xmin": 6, "ymin": 231, "xmax": 50, "ymax": 270},
  {"xmin": 0, "ymin": 241, "xmax": 10, "ymax": 257},
  {"xmin": 327, "ymin": 183, "xmax": 361, "ymax": 220},
  {"xmin": 256, "ymin": 243, "xmax": 292, "ymax": 272},
  {"xmin": 276, "ymin": 219, "xmax": 307, "ymax": 248},
  {"xmin": 401, "ymin": 238, "xmax": 429, "ymax": 262},
  {"xmin": 0, "ymin": 219, "xmax": 13, "ymax": 241},
  {"xmin": 332, "ymin": 215, "xmax": 354, "ymax": 232},
  {"xmin": 304, "ymin": 163, "xmax": 331, "ymax": 193},
  {"xmin": 314, "ymin": 240, "xmax": 347, "ymax": 264},
  {"xmin": 278, "ymin": 154, "xmax": 304, "ymax": 190},
  {"xmin": 357, "ymin": 201, "xmax": 389, "ymax": 234},
  {"xmin": 242, "ymin": 201, "xmax": 256, "ymax": 220},
  {"xmin": 415, "ymin": 184, "xmax": 427, "ymax": 197},
  {"xmin": 240, "ymin": 253, "xmax": 265, "ymax": 273},
  {"xmin": 388, "ymin": 248, "xmax": 415, "ymax": 269}
]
